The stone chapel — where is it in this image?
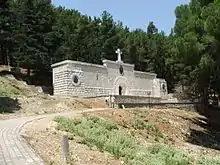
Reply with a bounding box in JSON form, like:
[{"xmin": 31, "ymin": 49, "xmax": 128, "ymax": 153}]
[{"xmin": 51, "ymin": 49, "xmax": 168, "ymax": 98}]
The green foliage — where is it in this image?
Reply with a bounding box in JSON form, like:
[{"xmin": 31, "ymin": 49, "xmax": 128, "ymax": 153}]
[
  {"xmin": 196, "ymin": 156, "xmax": 220, "ymax": 165},
  {"xmin": 132, "ymin": 118, "xmax": 164, "ymax": 138},
  {"xmin": 0, "ymin": 76, "xmax": 27, "ymax": 97},
  {"xmin": 54, "ymin": 116, "xmax": 135, "ymax": 159},
  {"xmin": 0, "ymin": 0, "xmax": 173, "ymax": 90},
  {"xmin": 0, "ymin": 0, "xmax": 16, "ymax": 65},
  {"xmin": 54, "ymin": 116, "xmax": 220, "ymax": 165},
  {"xmin": 1, "ymin": 0, "xmax": 220, "ymax": 102},
  {"xmin": 171, "ymin": 0, "xmax": 220, "ymax": 102}
]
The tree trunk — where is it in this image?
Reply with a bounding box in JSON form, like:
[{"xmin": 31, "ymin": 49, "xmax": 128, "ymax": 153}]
[
  {"xmin": 6, "ymin": 49, "xmax": 11, "ymax": 72},
  {"xmin": 202, "ymin": 86, "xmax": 209, "ymax": 107},
  {"xmin": 0, "ymin": 45, "xmax": 6, "ymax": 65},
  {"xmin": 27, "ymin": 68, "xmax": 30, "ymax": 77},
  {"xmin": 218, "ymin": 92, "xmax": 220, "ymax": 106}
]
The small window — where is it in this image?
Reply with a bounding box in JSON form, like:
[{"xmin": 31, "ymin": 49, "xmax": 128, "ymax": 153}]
[
  {"xmin": 73, "ymin": 75, "xmax": 78, "ymax": 84},
  {"xmin": 162, "ymin": 84, "xmax": 166, "ymax": 91},
  {"xmin": 71, "ymin": 74, "xmax": 80, "ymax": 86},
  {"xmin": 119, "ymin": 65, "xmax": 124, "ymax": 75},
  {"xmin": 96, "ymin": 72, "xmax": 99, "ymax": 80}
]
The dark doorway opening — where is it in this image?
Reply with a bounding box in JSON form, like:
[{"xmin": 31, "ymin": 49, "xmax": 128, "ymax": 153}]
[{"xmin": 119, "ymin": 86, "xmax": 122, "ymax": 95}]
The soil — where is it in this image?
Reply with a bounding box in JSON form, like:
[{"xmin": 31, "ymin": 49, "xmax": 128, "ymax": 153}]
[
  {"xmin": 23, "ymin": 108, "xmax": 220, "ymax": 165},
  {"xmin": 22, "ymin": 114, "xmax": 122, "ymax": 165},
  {"xmin": 2, "ymin": 65, "xmax": 220, "ymax": 163},
  {"xmin": 0, "ymin": 65, "xmax": 108, "ymax": 120},
  {"xmin": 86, "ymin": 108, "xmax": 220, "ymax": 157},
  {"xmin": 0, "ymin": 96, "xmax": 108, "ymax": 120}
]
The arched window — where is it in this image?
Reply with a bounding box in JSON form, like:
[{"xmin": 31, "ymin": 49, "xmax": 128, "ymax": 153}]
[
  {"xmin": 162, "ymin": 84, "xmax": 166, "ymax": 91},
  {"xmin": 119, "ymin": 65, "xmax": 124, "ymax": 75}
]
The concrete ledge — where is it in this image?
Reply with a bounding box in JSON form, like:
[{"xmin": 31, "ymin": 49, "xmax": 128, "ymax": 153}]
[
  {"xmin": 118, "ymin": 102, "xmax": 201, "ymax": 111},
  {"xmin": 134, "ymin": 71, "xmax": 157, "ymax": 77},
  {"xmin": 52, "ymin": 60, "xmax": 106, "ymax": 69}
]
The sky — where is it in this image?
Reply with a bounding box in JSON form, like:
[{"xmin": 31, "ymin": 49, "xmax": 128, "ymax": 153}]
[{"xmin": 52, "ymin": 0, "xmax": 189, "ymax": 35}]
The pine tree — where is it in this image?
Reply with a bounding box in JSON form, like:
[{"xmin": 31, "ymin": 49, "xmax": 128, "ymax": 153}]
[{"xmin": 0, "ymin": 0, "xmax": 15, "ymax": 66}]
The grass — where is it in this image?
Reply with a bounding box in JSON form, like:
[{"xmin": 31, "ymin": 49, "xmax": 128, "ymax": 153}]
[
  {"xmin": 0, "ymin": 76, "xmax": 26, "ymax": 113},
  {"xmin": 54, "ymin": 115, "xmax": 220, "ymax": 165},
  {"xmin": 132, "ymin": 118, "xmax": 164, "ymax": 138},
  {"xmin": 0, "ymin": 76, "xmax": 27, "ymax": 97}
]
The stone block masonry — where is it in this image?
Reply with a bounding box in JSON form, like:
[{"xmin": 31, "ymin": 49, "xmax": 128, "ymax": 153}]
[
  {"xmin": 52, "ymin": 64, "xmax": 69, "ymax": 96},
  {"xmin": 51, "ymin": 56, "xmax": 168, "ymax": 99}
]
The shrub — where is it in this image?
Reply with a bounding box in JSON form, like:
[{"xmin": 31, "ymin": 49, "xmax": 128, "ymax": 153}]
[
  {"xmin": 54, "ymin": 116, "xmax": 220, "ymax": 165},
  {"xmin": 132, "ymin": 119, "xmax": 163, "ymax": 138}
]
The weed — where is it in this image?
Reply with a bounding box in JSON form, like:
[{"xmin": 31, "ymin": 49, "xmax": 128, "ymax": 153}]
[
  {"xmin": 53, "ymin": 116, "xmax": 220, "ymax": 165},
  {"xmin": 132, "ymin": 119, "xmax": 164, "ymax": 138},
  {"xmin": 131, "ymin": 109, "xmax": 149, "ymax": 118},
  {"xmin": 132, "ymin": 119, "xmax": 147, "ymax": 130},
  {"xmin": 196, "ymin": 156, "xmax": 220, "ymax": 165},
  {"xmin": 0, "ymin": 77, "xmax": 27, "ymax": 97}
]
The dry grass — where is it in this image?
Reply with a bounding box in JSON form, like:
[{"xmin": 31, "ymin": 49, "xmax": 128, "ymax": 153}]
[
  {"xmin": 23, "ymin": 108, "xmax": 220, "ymax": 165},
  {"xmin": 0, "ymin": 75, "xmax": 108, "ymax": 120},
  {"xmin": 0, "ymin": 76, "xmax": 30, "ymax": 97},
  {"xmin": 22, "ymin": 117, "xmax": 121, "ymax": 165},
  {"xmin": 54, "ymin": 114, "xmax": 220, "ymax": 165}
]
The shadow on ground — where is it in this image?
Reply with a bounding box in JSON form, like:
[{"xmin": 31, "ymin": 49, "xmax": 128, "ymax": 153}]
[
  {"xmin": 0, "ymin": 69, "xmax": 53, "ymax": 95},
  {"xmin": 187, "ymin": 104, "xmax": 220, "ymax": 151},
  {"xmin": 0, "ymin": 97, "xmax": 21, "ymax": 113}
]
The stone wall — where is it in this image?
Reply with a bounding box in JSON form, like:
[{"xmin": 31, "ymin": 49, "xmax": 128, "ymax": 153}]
[
  {"xmin": 52, "ymin": 64, "xmax": 69, "ymax": 96},
  {"xmin": 51, "ymin": 59, "xmax": 168, "ymax": 98},
  {"xmin": 132, "ymin": 71, "xmax": 157, "ymax": 96},
  {"xmin": 65, "ymin": 61, "xmax": 111, "ymax": 97},
  {"xmin": 114, "ymin": 95, "xmax": 161, "ymax": 104},
  {"xmin": 102, "ymin": 60, "xmax": 157, "ymax": 96},
  {"xmin": 119, "ymin": 102, "xmax": 198, "ymax": 111},
  {"xmin": 152, "ymin": 78, "xmax": 168, "ymax": 98},
  {"xmin": 103, "ymin": 60, "xmax": 134, "ymax": 95}
]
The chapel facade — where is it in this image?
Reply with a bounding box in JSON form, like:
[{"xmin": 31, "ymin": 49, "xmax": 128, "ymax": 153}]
[{"xmin": 51, "ymin": 49, "xmax": 168, "ymax": 98}]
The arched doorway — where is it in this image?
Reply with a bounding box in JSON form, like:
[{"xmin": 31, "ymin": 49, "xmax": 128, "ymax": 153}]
[
  {"xmin": 119, "ymin": 86, "xmax": 122, "ymax": 95},
  {"xmin": 113, "ymin": 76, "xmax": 128, "ymax": 95}
]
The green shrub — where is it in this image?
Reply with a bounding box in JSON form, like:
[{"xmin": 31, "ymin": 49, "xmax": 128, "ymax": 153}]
[
  {"xmin": 54, "ymin": 116, "xmax": 220, "ymax": 165},
  {"xmin": 0, "ymin": 77, "xmax": 26, "ymax": 97},
  {"xmin": 196, "ymin": 156, "xmax": 220, "ymax": 165},
  {"xmin": 132, "ymin": 118, "xmax": 163, "ymax": 138}
]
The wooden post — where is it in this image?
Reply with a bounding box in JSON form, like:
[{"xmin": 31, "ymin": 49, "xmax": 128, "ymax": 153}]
[{"xmin": 61, "ymin": 135, "xmax": 69, "ymax": 164}]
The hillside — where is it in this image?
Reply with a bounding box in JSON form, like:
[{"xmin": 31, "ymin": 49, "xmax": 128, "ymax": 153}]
[
  {"xmin": 0, "ymin": 72, "xmax": 107, "ymax": 120},
  {"xmin": 23, "ymin": 108, "xmax": 220, "ymax": 165}
]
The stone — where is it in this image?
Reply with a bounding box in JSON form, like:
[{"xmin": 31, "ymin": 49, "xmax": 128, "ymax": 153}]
[
  {"xmin": 5, "ymin": 74, "xmax": 16, "ymax": 80},
  {"xmin": 51, "ymin": 49, "xmax": 168, "ymax": 99},
  {"xmin": 115, "ymin": 48, "xmax": 122, "ymax": 62},
  {"xmin": 36, "ymin": 86, "xmax": 43, "ymax": 93}
]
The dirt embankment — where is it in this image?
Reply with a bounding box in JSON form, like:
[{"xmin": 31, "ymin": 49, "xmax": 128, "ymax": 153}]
[
  {"xmin": 90, "ymin": 109, "xmax": 220, "ymax": 157},
  {"xmin": 0, "ymin": 71, "xmax": 108, "ymax": 120},
  {"xmin": 23, "ymin": 108, "xmax": 220, "ymax": 165}
]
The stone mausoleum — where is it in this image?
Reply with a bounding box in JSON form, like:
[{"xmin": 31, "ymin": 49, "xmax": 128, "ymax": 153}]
[{"xmin": 51, "ymin": 49, "xmax": 168, "ymax": 98}]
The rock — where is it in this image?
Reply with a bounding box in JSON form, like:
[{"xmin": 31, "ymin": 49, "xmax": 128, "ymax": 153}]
[
  {"xmin": 5, "ymin": 74, "xmax": 16, "ymax": 80},
  {"xmin": 23, "ymin": 81, "xmax": 28, "ymax": 86},
  {"xmin": 36, "ymin": 86, "xmax": 43, "ymax": 93},
  {"xmin": 213, "ymin": 143, "xmax": 218, "ymax": 148},
  {"xmin": 36, "ymin": 111, "xmax": 46, "ymax": 115}
]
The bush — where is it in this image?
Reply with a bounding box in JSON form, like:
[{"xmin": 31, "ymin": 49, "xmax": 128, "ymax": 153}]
[
  {"xmin": 54, "ymin": 116, "xmax": 220, "ymax": 165},
  {"xmin": 132, "ymin": 119, "xmax": 163, "ymax": 138},
  {"xmin": 0, "ymin": 76, "xmax": 26, "ymax": 97}
]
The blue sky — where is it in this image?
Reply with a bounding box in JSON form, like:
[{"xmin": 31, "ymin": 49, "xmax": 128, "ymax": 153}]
[{"xmin": 52, "ymin": 0, "xmax": 189, "ymax": 34}]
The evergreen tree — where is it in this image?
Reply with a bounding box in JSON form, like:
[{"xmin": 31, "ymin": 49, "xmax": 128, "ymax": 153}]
[{"xmin": 0, "ymin": 0, "xmax": 15, "ymax": 65}]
